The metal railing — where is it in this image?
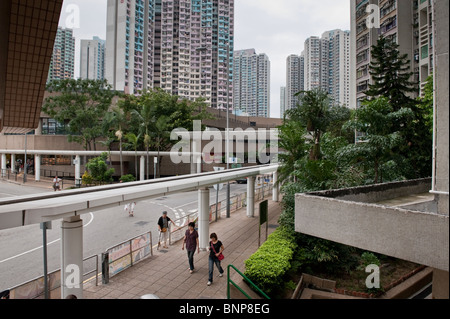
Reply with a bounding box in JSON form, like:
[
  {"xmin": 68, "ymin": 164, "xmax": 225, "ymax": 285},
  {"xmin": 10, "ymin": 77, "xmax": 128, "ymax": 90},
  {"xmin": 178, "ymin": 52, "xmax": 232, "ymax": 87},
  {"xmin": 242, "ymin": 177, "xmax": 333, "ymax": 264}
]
[
  {"xmin": 102, "ymin": 231, "xmax": 153, "ymax": 283},
  {"xmin": 227, "ymin": 264, "xmax": 270, "ymax": 299}
]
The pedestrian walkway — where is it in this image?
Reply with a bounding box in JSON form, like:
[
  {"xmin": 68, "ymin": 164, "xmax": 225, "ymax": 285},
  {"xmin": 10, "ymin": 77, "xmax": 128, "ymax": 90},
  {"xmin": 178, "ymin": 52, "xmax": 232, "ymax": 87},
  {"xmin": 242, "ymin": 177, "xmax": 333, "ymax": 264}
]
[
  {"xmin": 0, "ymin": 174, "xmax": 74, "ymax": 191},
  {"xmin": 84, "ymin": 198, "xmax": 282, "ymax": 299}
]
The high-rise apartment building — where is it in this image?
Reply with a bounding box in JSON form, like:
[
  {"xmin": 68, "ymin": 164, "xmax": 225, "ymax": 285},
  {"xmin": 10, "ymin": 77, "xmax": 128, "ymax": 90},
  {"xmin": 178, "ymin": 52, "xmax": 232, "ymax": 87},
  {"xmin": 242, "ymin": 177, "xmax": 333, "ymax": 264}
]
[
  {"xmin": 280, "ymin": 86, "xmax": 287, "ymax": 119},
  {"xmin": 47, "ymin": 27, "xmax": 75, "ymax": 83},
  {"xmin": 286, "ymin": 54, "xmax": 304, "ymax": 112},
  {"xmin": 302, "ymin": 30, "xmax": 351, "ymax": 107},
  {"xmin": 350, "ymin": 0, "xmax": 427, "ymax": 109},
  {"xmin": 106, "ymin": 0, "xmax": 234, "ymax": 111},
  {"xmin": 233, "ymin": 49, "xmax": 270, "ymax": 117},
  {"xmin": 80, "ymin": 37, "xmax": 106, "ymax": 81},
  {"xmin": 106, "ymin": 0, "xmax": 155, "ymax": 94}
]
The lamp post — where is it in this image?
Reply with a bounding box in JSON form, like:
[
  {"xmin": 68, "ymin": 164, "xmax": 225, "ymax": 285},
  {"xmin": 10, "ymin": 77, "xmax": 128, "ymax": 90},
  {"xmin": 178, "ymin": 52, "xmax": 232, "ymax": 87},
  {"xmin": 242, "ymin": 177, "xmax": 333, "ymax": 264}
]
[{"xmin": 225, "ymin": 43, "xmax": 231, "ymax": 218}]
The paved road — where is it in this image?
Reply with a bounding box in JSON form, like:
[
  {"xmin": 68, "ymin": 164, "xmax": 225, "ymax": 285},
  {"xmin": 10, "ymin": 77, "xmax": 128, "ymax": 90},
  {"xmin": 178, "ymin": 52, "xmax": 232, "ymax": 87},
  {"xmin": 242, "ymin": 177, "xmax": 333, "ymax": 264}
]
[{"xmin": 0, "ymin": 180, "xmax": 251, "ymax": 291}]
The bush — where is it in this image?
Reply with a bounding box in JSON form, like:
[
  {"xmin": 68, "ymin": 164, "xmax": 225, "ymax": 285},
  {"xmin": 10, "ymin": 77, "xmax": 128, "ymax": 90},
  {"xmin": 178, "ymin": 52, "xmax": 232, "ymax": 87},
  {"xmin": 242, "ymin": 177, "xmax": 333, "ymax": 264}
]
[
  {"xmin": 244, "ymin": 227, "xmax": 298, "ymax": 295},
  {"xmin": 120, "ymin": 174, "xmax": 136, "ymax": 183},
  {"xmin": 81, "ymin": 171, "xmax": 93, "ymax": 186}
]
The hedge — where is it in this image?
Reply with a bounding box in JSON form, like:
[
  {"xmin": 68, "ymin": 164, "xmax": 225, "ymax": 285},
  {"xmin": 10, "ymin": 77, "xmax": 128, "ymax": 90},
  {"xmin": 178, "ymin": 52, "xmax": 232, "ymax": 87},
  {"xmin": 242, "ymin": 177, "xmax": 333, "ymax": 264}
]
[{"xmin": 244, "ymin": 227, "xmax": 298, "ymax": 295}]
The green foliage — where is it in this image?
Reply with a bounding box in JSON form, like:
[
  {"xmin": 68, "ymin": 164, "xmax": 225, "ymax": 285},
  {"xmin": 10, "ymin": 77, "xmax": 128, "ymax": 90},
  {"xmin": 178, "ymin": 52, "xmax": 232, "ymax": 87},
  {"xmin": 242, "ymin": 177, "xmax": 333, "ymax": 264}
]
[
  {"xmin": 85, "ymin": 152, "xmax": 115, "ymax": 184},
  {"xmin": 341, "ymin": 97, "xmax": 414, "ymax": 183},
  {"xmin": 365, "ymin": 36, "xmax": 418, "ymax": 111},
  {"xmin": 244, "ymin": 227, "xmax": 298, "ymax": 295},
  {"xmin": 357, "ymin": 252, "xmax": 381, "ymax": 272},
  {"xmin": 43, "ymin": 79, "xmax": 118, "ymax": 150},
  {"xmin": 120, "ymin": 174, "xmax": 136, "ymax": 183}
]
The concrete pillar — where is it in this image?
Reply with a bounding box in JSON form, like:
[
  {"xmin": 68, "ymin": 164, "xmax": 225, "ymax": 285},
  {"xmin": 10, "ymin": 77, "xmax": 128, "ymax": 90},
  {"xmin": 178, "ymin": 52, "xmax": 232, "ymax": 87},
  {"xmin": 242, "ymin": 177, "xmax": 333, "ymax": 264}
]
[
  {"xmin": 1, "ymin": 154, "xmax": 6, "ymax": 177},
  {"xmin": 140, "ymin": 156, "xmax": 145, "ymax": 181},
  {"xmin": 193, "ymin": 139, "xmax": 202, "ymax": 174},
  {"xmin": 60, "ymin": 215, "xmax": 83, "ymax": 299},
  {"xmin": 74, "ymin": 155, "xmax": 81, "ymax": 182},
  {"xmin": 35, "ymin": 155, "xmax": 40, "ymax": 182},
  {"xmin": 247, "ymin": 176, "xmax": 255, "ymax": 218},
  {"xmin": 198, "ymin": 187, "xmax": 210, "ymax": 250},
  {"xmin": 272, "ymin": 171, "xmax": 279, "ymax": 202},
  {"xmin": 11, "ymin": 154, "xmax": 15, "ymax": 173}
]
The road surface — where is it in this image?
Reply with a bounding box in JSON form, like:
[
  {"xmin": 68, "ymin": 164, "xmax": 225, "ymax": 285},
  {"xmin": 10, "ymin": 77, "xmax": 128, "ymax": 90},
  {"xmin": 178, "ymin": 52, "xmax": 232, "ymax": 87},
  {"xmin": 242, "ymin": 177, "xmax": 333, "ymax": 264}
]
[{"xmin": 0, "ymin": 180, "xmax": 252, "ymax": 291}]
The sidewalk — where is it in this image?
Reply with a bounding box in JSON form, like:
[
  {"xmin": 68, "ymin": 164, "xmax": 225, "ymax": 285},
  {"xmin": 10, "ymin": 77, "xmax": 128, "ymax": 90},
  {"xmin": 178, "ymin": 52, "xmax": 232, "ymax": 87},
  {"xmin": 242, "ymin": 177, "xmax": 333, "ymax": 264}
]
[
  {"xmin": 84, "ymin": 198, "xmax": 282, "ymax": 299},
  {"xmin": 1, "ymin": 174, "xmax": 75, "ymax": 191}
]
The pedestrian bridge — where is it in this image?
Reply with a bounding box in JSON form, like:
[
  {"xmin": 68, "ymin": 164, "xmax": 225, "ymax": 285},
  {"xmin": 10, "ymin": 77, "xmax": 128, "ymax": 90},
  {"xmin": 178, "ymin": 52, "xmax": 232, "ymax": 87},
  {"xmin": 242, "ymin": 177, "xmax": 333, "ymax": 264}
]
[{"xmin": 0, "ymin": 164, "xmax": 279, "ymax": 299}]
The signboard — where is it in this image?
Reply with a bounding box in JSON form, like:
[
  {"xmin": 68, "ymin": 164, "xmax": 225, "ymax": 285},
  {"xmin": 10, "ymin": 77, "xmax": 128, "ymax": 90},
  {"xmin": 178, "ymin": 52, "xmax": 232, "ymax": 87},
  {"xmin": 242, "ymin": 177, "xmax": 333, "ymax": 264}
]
[{"xmin": 258, "ymin": 200, "xmax": 269, "ymax": 247}]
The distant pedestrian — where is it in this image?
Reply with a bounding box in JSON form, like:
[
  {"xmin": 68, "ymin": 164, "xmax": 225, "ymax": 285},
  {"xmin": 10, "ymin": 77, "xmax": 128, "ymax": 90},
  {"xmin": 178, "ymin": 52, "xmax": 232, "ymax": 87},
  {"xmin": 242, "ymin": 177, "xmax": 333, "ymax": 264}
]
[
  {"xmin": 53, "ymin": 176, "xmax": 62, "ymax": 191},
  {"xmin": 207, "ymin": 233, "xmax": 224, "ymax": 286},
  {"xmin": 157, "ymin": 211, "xmax": 172, "ymax": 249},
  {"xmin": 182, "ymin": 222, "xmax": 199, "ymax": 273},
  {"xmin": 129, "ymin": 202, "xmax": 136, "ymax": 217}
]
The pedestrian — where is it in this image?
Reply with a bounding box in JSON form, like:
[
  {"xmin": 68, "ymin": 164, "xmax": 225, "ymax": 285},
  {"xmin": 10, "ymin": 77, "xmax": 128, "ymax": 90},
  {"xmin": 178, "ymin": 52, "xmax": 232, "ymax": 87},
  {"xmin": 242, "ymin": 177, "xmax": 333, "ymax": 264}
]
[
  {"xmin": 53, "ymin": 175, "xmax": 62, "ymax": 191},
  {"xmin": 129, "ymin": 202, "xmax": 136, "ymax": 217},
  {"xmin": 207, "ymin": 233, "xmax": 224, "ymax": 286},
  {"xmin": 182, "ymin": 222, "xmax": 199, "ymax": 274},
  {"xmin": 157, "ymin": 211, "xmax": 172, "ymax": 249}
]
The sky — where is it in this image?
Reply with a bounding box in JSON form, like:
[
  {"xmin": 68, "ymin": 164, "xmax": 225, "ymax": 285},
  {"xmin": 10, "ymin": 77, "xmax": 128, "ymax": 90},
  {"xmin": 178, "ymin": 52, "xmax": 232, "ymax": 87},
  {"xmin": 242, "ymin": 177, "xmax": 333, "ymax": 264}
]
[{"xmin": 58, "ymin": 0, "xmax": 351, "ymax": 119}]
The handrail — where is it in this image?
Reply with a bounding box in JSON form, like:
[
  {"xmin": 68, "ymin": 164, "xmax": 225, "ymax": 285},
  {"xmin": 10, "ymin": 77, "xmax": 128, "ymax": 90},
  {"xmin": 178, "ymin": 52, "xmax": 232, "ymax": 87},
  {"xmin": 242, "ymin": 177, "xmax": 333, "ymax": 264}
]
[{"xmin": 227, "ymin": 264, "xmax": 270, "ymax": 299}]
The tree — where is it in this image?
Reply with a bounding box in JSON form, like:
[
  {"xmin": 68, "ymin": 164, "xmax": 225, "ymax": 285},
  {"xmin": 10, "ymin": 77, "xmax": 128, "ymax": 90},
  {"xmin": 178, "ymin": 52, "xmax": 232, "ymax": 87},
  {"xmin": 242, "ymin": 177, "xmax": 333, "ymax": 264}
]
[
  {"xmin": 365, "ymin": 36, "xmax": 418, "ymax": 111},
  {"xmin": 341, "ymin": 97, "xmax": 414, "ymax": 184},
  {"xmin": 124, "ymin": 132, "xmax": 141, "ymax": 178},
  {"xmin": 288, "ymin": 88, "xmax": 331, "ymax": 161},
  {"xmin": 43, "ymin": 79, "xmax": 118, "ymax": 150},
  {"xmin": 85, "ymin": 152, "xmax": 115, "ymax": 184}
]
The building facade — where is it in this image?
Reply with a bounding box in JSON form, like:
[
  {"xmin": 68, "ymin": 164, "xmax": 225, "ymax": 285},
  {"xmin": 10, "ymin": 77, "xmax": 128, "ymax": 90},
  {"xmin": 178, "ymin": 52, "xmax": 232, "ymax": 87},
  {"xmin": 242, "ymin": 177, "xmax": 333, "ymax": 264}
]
[
  {"xmin": 303, "ymin": 30, "xmax": 351, "ymax": 107},
  {"xmin": 80, "ymin": 37, "xmax": 106, "ymax": 81},
  {"xmin": 233, "ymin": 49, "xmax": 270, "ymax": 118},
  {"xmin": 47, "ymin": 27, "xmax": 75, "ymax": 83},
  {"xmin": 105, "ymin": 0, "xmax": 234, "ymax": 111},
  {"xmin": 285, "ymin": 54, "xmax": 304, "ymax": 113},
  {"xmin": 280, "ymin": 86, "xmax": 287, "ymax": 119},
  {"xmin": 350, "ymin": 0, "xmax": 430, "ymax": 109}
]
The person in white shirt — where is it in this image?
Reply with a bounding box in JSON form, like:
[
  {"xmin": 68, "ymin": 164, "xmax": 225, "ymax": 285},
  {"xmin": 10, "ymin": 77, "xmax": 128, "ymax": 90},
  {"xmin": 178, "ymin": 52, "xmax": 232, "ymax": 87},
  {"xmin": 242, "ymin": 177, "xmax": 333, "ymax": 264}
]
[{"xmin": 53, "ymin": 176, "xmax": 62, "ymax": 191}]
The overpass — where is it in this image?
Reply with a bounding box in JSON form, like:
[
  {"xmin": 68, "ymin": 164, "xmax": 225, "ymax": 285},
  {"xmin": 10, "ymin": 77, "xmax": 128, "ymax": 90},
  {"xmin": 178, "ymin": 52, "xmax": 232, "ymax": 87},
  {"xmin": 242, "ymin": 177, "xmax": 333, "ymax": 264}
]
[{"xmin": 0, "ymin": 164, "xmax": 279, "ymax": 299}]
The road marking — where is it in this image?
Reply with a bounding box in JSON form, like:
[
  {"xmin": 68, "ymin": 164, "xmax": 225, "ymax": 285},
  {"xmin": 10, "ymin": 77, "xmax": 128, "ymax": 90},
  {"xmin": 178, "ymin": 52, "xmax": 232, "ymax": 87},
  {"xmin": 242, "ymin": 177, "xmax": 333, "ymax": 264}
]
[{"xmin": 0, "ymin": 212, "xmax": 94, "ymax": 264}]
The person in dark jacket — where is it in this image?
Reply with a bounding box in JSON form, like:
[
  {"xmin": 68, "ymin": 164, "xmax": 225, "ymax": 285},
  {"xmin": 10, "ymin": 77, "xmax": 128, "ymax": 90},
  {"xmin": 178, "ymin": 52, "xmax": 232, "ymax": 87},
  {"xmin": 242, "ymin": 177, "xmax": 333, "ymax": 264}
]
[
  {"xmin": 182, "ymin": 222, "xmax": 199, "ymax": 273},
  {"xmin": 157, "ymin": 211, "xmax": 172, "ymax": 249}
]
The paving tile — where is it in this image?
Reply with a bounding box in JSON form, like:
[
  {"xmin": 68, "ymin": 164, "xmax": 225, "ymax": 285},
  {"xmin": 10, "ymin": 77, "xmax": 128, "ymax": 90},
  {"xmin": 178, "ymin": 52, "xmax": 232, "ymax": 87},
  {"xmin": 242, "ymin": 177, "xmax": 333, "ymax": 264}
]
[{"xmin": 83, "ymin": 199, "xmax": 282, "ymax": 299}]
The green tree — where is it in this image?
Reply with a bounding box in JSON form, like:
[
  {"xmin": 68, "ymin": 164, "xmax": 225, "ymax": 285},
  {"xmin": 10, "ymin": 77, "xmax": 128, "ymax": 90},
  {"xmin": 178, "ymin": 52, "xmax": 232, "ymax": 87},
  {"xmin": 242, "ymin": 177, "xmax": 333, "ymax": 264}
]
[
  {"xmin": 85, "ymin": 152, "xmax": 115, "ymax": 184},
  {"xmin": 340, "ymin": 97, "xmax": 414, "ymax": 184},
  {"xmin": 43, "ymin": 79, "xmax": 118, "ymax": 150},
  {"xmin": 365, "ymin": 36, "xmax": 418, "ymax": 111},
  {"xmin": 288, "ymin": 88, "xmax": 331, "ymax": 161},
  {"xmin": 124, "ymin": 132, "xmax": 141, "ymax": 178}
]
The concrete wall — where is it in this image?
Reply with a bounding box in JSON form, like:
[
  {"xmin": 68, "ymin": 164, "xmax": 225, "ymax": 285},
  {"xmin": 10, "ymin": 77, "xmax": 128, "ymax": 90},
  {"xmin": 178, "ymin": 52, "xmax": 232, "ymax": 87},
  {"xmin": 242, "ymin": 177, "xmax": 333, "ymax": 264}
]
[
  {"xmin": 295, "ymin": 193, "xmax": 449, "ymax": 272},
  {"xmin": 306, "ymin": 178, "xmax": 432, "ymax": 203},
  {"xmin": 434, "ymin": 0, "xmax": 449, "ymax": 216}
]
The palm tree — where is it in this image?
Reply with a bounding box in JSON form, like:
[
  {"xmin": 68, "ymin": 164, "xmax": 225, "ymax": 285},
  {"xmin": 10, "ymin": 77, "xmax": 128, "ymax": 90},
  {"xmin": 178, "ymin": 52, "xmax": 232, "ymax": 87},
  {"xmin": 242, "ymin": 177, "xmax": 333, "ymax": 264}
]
[
  {"xmin": 102, "ymin": 107, "xmax": 127, "ymax": 177},
  {"xmin": 124, "ymin": 132, "xmax": 141, "ymax": 178}
]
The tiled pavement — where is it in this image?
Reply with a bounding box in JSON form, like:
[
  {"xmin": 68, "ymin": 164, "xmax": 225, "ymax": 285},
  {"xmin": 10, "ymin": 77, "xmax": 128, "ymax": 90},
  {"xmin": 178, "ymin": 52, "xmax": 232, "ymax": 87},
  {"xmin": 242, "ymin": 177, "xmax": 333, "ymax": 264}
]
[{"xmin": 84, "ymin": 199, "xmax": 282, "ymax": 299}]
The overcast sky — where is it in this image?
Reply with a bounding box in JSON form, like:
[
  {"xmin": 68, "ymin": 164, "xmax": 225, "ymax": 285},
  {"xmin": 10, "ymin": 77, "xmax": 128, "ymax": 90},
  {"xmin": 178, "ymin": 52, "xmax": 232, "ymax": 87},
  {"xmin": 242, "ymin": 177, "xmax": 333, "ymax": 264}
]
[{"xmin": 59, "ymin": 0, "xmax": 350, "ymax": 118}]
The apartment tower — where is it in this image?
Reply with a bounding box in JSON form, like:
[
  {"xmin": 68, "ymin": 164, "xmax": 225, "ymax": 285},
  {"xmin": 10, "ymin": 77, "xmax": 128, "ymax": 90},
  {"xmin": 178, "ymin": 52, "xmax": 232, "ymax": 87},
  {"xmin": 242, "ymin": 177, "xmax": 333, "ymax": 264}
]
[
  {"xmin": 106, "ymin": 0, "xmax": 234, "ymax": 111},
  {"xmin": 350, "ymin": 0, "xmax": 427, "ymax": 109},
  {"xmin": 47, "ymin": 27, "xmax": 75, "ymax": 83},
  {"xmin": 80, "ymin": 37, "xmax": 106, "ymax": 81}
]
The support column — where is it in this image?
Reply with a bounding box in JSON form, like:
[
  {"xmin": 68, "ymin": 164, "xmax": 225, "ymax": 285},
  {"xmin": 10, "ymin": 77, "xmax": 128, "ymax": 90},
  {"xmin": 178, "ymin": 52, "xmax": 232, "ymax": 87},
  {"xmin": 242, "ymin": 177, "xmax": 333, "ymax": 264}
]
[
  {"xmin": 272, "ymin": 171, "xmax": 279, "ymax": 202},
  {"xmin": 11, "ymin": 154, "xmax": 15, "ymax": 174},
  {"xmin": 1, "ymin": 154, "xmax": 6, "ymax": 177},
  {"xmin": 60, "ymin": 215, "xmax": 83, "ymax": 299},
  {"xmin": 35, "ymin": 155, "xmax": 40, "ymax": 182},
  {"xmin": 74, "ymin": 155, "xmax": 81, "ymax": 182},
  {"xmin": 140, "ymin": 156, "xmax": 145, "ymax": 181},
  {"xmin": 198, "ymin": 187, "xmax": 210, "ymax": 250},
  {"xmin": 247, "ymin": 176, "xmax": 255, "ymax": 218},
  {"xmin": 193, "ymin": 139, "xmax": 202, "ymax": 174}
]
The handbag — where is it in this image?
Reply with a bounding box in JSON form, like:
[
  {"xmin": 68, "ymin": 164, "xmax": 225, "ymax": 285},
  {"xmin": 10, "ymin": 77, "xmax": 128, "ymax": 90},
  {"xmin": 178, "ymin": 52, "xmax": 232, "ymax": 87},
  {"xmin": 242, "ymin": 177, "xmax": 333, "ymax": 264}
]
[{"xmin": 211, "ymin": 242, "xmax": 224, "ymax": 261}]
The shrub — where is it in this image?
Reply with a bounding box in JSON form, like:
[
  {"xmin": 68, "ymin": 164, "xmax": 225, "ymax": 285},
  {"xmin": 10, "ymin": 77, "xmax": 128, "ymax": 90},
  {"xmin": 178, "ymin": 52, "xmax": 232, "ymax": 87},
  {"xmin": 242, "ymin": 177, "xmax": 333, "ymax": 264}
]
[
  {"xmin": 81, "ymin": 171, "xmax": 93, "ymax": 186},
  {"xmin": 244, "ymin": 227, "xmax": 298, "ymax": 295},
  {"xmin": 120, "ymin": 174, "xmax": 136, "ymax": 183}
]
